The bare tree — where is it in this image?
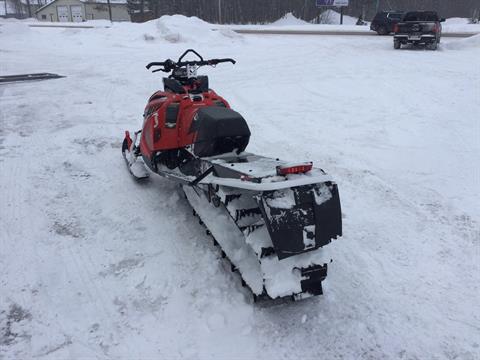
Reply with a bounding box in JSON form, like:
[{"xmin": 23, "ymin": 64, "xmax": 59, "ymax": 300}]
[{"xmin": 129, "ymin": 0, "xmax": 480, "ymax": 24}]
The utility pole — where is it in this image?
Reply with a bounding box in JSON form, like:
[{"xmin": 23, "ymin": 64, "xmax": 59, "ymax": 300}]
[
  {"xmin": 218, "ymin": 0, "xmax": 221, "ymax": 24},
  {"xmin": 375, "ymin": 0, "xmax": 380, "ymax": 13},
  {"xmin": 107, "ymin": 0, "xmax": 112, "ymax": 21},
  {"xmin": 340, "ymin": 6, "xmax": 344, "ymax": 24}
]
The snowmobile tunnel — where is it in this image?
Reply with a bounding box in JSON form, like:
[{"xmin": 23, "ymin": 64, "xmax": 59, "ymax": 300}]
[{"xmin": 190, "ymin": 106, "xmax": 250, "ymax": 158}]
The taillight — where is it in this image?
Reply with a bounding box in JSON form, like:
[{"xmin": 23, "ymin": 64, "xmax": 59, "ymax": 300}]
[
  {"xmin": 393, "ymin": 24, "xmax": 399, "ymax": 33},
  {"xmin": 240, "ymin": 175, "xmax": 253, "ymax": 182},
  {"xmin": 432, "ymin": 24, "xmax": 438, "ymax": 33},
  {"xmin": 276, "ymin": 162, "xmax": 313, "ymax": 176}
]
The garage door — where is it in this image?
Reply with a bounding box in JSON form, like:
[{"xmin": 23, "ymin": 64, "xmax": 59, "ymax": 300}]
[
  {"xmin": 57, "ymin": 5, "xmax": 69, "ymax": 22},
  {"xmin": 70, "ymin": 5, "xmax": 83, "ymax": 22}
]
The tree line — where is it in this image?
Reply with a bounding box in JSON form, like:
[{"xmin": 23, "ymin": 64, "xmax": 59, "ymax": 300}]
[{"xmin": 127, "ymin": 0, "xmax": 480, "ymax": 23}]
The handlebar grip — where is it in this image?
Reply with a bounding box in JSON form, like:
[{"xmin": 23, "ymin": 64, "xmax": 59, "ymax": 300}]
[
  {"xmin": 211, "ymin": 58, "xmax": 236, "ymax": 65},
  {"xmin": 146, "ymin": 62, "xmax": 165, "ymax": 69}
]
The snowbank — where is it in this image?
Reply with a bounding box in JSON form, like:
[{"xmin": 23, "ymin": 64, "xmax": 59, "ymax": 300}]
[
  {"xmin": 272, "ymin": 12, "xmax": 309, "ymax": 26},
  {"xmin": 445, "ymin": 17, "xmax": 470, "ymax": 25},
  {"xmin": 271, "ymin": 10, "xmax": 360, "ymax": 26},
  {"xmin": 444, "ymin": 33, "xmax": 480, "ymax": 50},
  {"xmin": 319, "ymin": 9, "xmax": 360, "ymax": 25},
  {"xmin": 136, "ymin": 15, "xmax": 241, "ymax": 44},
  {"xmin": 442, "ymin": 17, "xmax": 480, "ymax": 33}
]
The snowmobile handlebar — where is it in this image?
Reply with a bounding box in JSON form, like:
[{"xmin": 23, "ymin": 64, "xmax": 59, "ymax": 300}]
[
  {"xmin": 146, "ymin": 58, "xmax": 236, "ymax": 72},
  {"xmin": 146, "ymin": 58, "xmax": 236, "ymax": 73},
  {"xmin": 147, "ymin": 49, "xmax": 235, "ymax": 73}
]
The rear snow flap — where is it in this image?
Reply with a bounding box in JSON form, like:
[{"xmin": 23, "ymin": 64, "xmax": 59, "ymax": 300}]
[{"xmin": 258, "ymin": 182, "xmax": 342, "ymax": 260}]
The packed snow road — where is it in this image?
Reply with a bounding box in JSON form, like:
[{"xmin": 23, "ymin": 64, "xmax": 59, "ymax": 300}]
[{"xmin": 1, "ymin": 17, "xmax": 479, "ymax": 359}]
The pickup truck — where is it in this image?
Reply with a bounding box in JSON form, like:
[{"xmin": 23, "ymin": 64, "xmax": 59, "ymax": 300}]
[{"xmin": 393, "ymin": 11, "xmax": 445, "ymax": 50}]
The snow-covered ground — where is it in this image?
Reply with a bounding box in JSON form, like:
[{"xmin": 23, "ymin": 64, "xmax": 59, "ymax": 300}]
[{"xmin": 1, "ymin": 16, "xmax": 479, "ymax": 359}]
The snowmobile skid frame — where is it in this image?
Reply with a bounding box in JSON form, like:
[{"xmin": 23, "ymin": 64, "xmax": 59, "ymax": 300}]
[{"xmin": 124, "ymin": 140, "xmax": 342, "ymax": 300}]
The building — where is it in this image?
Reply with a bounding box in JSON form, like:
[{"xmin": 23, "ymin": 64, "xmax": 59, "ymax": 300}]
[{"xmin": 35, "ymin": 0, "xmax": 129, "ymax": 22}]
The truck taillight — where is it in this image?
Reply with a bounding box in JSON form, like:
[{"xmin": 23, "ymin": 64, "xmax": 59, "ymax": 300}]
[
  {"xmin": 393, "ymin": 24, "xmax": 399, "ymax": 33},
  {"xmin": 276, "ymin": 162, "xmax": 313, "ymax": 176},
  {"xmin": 432, "ymin": 24, "xmax": 438, "ymax": 33}
]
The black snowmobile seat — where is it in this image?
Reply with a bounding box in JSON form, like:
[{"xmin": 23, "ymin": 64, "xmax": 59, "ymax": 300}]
[{"xmin": 190, "ymin": 106, "xmax": 250, "ymax": 158}]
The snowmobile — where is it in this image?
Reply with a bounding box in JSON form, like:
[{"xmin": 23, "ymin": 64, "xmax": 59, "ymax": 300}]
[{"xmin": 122, "ymin": 49, "xmax": 342, "ymax": 301}]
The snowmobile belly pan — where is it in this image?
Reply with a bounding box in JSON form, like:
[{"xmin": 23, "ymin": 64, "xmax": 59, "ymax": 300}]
[{"xmin": 258, "ymin": 183, "xmax": 341, "ymax": 260}]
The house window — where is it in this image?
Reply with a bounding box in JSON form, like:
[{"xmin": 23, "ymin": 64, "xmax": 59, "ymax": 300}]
[{"xmin": 42, "ymin": 14, "xmax": 47, "ymax": 19}]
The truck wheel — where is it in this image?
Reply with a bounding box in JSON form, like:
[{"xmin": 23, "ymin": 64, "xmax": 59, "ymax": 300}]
[
  {"xmin": 394, "ymin": 41, "xmax": 401, "ymax": 49},
  {"xmin": 428, "ymin": 42, "xmax": 438, "ymax": 50},
  {"xmin": 377, "ymin": 26, "xmax": 387, "ymax": 35}
]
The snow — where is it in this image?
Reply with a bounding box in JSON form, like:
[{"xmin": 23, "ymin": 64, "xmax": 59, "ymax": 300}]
[
  {"xmin": 444, "ymin": 33, "xmax": 480, "ymax": 50},
  {"xmin": 183, "ymin": 185, "xmax": 265, "ymax": 295},
  {"xmin": 264, "ymin": 189, "xmax": 296, "ymax": 209},
  {"xmin": 272, "ymin": 11, "xmax": 359, "ymax": 26},
  {"xmin": 146, "ymin": 15, "xmax": 240, "ymax": 44},
  {"xmin": 319, "ymin": 9, "xmax": 360, "ymax": 25},
  {"xmin": 1, "ymin": 14, "xmax": 480, "ymax": 360},
  {"xmin": 442, "ymin": 21, "xmax": 480, "ymax": 33},
  {"xmin": 272, "ymin": 12, "xmax": 310, "ymax": 26},
  {"xmin": 445, "ymin": 17, "xmax": 470, "ymax": 25},
  {"xmin": 313, "ymin": 183, "xmax": 332, "ymax": 205},
  {"xmin": 0, "ymin": 20, "xmax": 30, "ymax": 34}
]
